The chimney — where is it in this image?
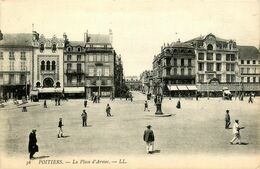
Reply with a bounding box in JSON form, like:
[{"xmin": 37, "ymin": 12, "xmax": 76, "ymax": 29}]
[
  {"xmin": 84, "ymin": 30, "xmax": 89, "ymax": 43},
  {"xmin": 109, "ymin": 29, "xmax": 113, "ymax": 45}
]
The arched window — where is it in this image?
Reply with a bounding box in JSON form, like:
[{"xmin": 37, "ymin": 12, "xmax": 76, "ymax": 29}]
[
  {"xmin": 77, "ymin": 47, "xmax": 81, "ymax": 52},
  {"xmin": 36, "ymin": 82, "xmax": 41, "ymax": 87},
  {"xmin": 173, "ymin": 49, "xmax": 177, "ymax": 53},
  {"xmin": 52, "ymin": 61, "xmax": 56, "ymax": 70},
  {"xmin": 40, "ymin": 43, "xmax": 44, "ymax": 52},
  {"xmin": 52, "ymin": 44, "xmax": 57, "ymax": 52},
  {"xmin": 67, "ymin": 47, "xmax": 72, "ymax": 52},
  {"xmin": 56, "ymin": 82, "xmax": 60, "ymax": 88},
  {"xmin": 207, "ymin": 44, "xmax": 213, "ymax": 50},
  {"xmin": 41, "ymin": 61, "xmax": 45, "ymax": 70},
  {"xmin": 46, "ymin": 61, "xmax": 50, "ymax": 70}
]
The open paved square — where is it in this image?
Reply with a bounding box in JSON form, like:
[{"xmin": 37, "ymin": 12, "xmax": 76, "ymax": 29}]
[{"xmin": 0, "ymin": 91, "xmax": 259, "ymax": 158}]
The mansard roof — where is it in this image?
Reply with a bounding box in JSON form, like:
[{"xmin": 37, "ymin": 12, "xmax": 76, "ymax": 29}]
[
  {"xmin": 237, "ymin": 45, "xmax": 260, "ymax": 60},
  {"xmin": 0, "ymin": 33, "xmax": 33, "ymax": 47}
]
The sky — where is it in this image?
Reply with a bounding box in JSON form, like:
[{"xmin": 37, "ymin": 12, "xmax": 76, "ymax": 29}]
[{"xmin": 0, "ymin": 0, "xmax": 259, "ymax": 76}]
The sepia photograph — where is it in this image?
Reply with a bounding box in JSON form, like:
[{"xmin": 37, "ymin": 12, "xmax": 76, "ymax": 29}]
[{"xmin": 0, "ymin": 0, "xmax": 259, "ymax": 168}]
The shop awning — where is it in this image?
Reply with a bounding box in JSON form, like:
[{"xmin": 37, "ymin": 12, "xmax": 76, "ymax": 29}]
[
  {"xmin": 64, "ymin": 87, "xmax": 85, "ymax": 93},
  {"xmin": 30, "ymin": 90, "xmax": 39, "ymax": 96},
  {"xmin": 186, "ymin": 85, "xmax": 197, "ymax": 90},
  {"xmin": 177, "ymin": 85, "xmax": 189, "ymax": 90},
  {"xmin": 223, "ymin": 87, "xmax": 229, "ymax": 90},
  {"xmin": 38, "ymin": 88, "xmax": 63, "ymax": 93},
  {"xmin": 167, "ymin": 85, "xmax": 178, "ymax": 91}
]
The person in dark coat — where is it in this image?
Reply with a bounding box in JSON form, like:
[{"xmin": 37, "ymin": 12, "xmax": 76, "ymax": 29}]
[
  {"xmin": 28, "ymin": 129, "xmax": 38, "ymax": 159},
  {"xmin": 44, "ymin": 100, "xmax": 47, "ymax": 108},
  {"xmin": 84, "ymin": 99, "xmax": 87, "ymax": 108},
  {"xmin": 225, "ymin": 110, "xmax": 231, "ymax": 129},
  {"xmin": 57, "ymin": 118, "xmax": 64, "ymax": 138},
  {"xmin": 81, "ymin": 109, "xmax": 87, "ymax": 127},
  {"xmin": 106, "ymin": 104, "xmax": 112, "ymax": 116},
  {"xmin": 143, "ymin": 125, "xmax": 155, "ymax": 154},
  {"xmin": 55, "ymin": 97, "xmax": 58, "ymax": 106},
  {"xmin": 176, "ymin": 100, "xmax": 181, "ymax": 109},
  {"xmin": 144, "ymin": 101, "xmax": 148, "ymax": 111},
  {"xmin": 248, "ymin": 94, "xmax": 253, "ymax": 103}
]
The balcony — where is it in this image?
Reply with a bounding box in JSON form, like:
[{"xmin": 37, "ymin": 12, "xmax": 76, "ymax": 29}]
[{"xmin": 65, "ymin": 69, "xmax": 84, "ymax": 74}]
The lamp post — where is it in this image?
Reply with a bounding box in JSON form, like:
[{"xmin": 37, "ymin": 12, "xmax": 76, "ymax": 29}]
[
  {"xmin": 25, "ymin": 66, "xmax": 28, "ymax": 100},
  {"xmin": 207, "ymin": 79, "xmax": 209, "ymax": 100},
  {"xmin": 98, "ymin": 70, "xmax": 101, "ymax": 97}
]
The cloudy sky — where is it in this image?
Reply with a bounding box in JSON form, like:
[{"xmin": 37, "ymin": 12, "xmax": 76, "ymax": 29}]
[{"xmin": 0, "ymin": 0, "xmax": 259, "ymax": 76}]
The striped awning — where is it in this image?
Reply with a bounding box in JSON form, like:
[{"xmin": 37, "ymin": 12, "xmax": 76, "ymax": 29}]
[
  {"xmin": 38, "ymin": 88, "xmax": 63, "ymax": 93},
  {"xmin": 186, "ymin": 85, "xmax": 197, "ymax": 90},
  {"xmin": 167, "ymin": 85, "xmax": 178, "ymax": 91},
  {"xmin": 64, "ymin": 87, "xmax": 85, "ymax": 93},
  {"xmin": 177, "ymin": 85, "xmax": 189, "ymax": 90}
]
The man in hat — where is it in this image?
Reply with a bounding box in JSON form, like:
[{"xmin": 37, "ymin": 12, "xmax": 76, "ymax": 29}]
[
  {"xmin": 225, "ymin": 110, "xmax": 231, "ymax": 129},
  {"xmin": 230, "ymin": 120, "xmax": 244, "ymax": 145},
  {"xmin": 144, "ymin": 101, "xmax": 149, "ymax": 111},
  {"xmin": 28, "ymin": 129, "xmax": 38, "ymax": 159},
  {"xmin": 106, "ymin": 104, "xmax": 112, "ymax": 116},
  {"xmin": 57, "ymin": 118, "xmax": 64, "ymax": 138},
  {"xmin": 143, "ymin": 125, "xmax": 155, "ymax": 154},
  {"xmin": 81, "ymin": 109, "xmax": 87, "ymax": 127}
]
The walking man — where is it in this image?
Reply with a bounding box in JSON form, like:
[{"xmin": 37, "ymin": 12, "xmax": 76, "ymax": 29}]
[
  {"xmin": 43, "ymin": 100, "xmax": 47, "ymax": 108},
  {"xmin": 230, "ymin": 120, "xmax": 244, "ymax": 145},
  {"xmin": 81, "ymin": 110, "xmax": 87, "ymax": 127},
  {"xmin": 84, "ymin": 99, "xmax": 87, "ymax": 108},
  {"xmin": 57, "ymin": 118, "xmax": 64, "ymax": 138},
  {"xmin": 144, "ymin": 101, "xmax": 149, "ymax": 111},
  {"xmin": 28, "ymin": 129, "xmax": 38, "ymax": 159},
  {"xmin": 248, "ymin": 94, "xmax": 253, "ymax": 103},
  {"xmin": 225, "ymin": 110, "xmax": 231, "ymax": 129},
  {"xmin": 106, "ymin": 104, "xmax": 112, "ymax": 116},
  {"xmin": 143, "ymin": 125, "xmax": 155, "ymax": 154}
]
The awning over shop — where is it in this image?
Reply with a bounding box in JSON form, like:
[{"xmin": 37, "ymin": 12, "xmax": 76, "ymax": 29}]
[
  {"xmin": 177, "ymin": 85, "xmax": 189, "ymax": 90},
  {"xmin": 167, "ymin": 85, "xmax": 178, "ymax": 91},
  {"xmin": 64, "ymin": 87, "xmax": 85, "ymax": 93},
  {"xmin": 223, "ymin": 87, "xmax": 229, "ymax": 90},
  {"xmin": 38, "ymin": 88, "xmax": 63, "ymax": 93},
  {"xmin": 30, "ymin": 90, "xmax": 39, "ymax": 96},
  {"xmin": 186, "ymin": 85, "xmax": 197, "ymax": 90}
]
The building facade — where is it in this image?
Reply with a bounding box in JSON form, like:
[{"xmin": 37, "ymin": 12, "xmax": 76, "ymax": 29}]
[
  {"xmin": 125, "ymin": 76, "xmax": 142, "ymax": 91},
  {"xmin": 84, "ymin": 31, "xmax": 115, "ymax": 98},
  {"xmin": 0, "ymin": 32, "xmax": 33, "ymax": 99},
  {"xmin": 31, "ymin": 33, "xmax": 64, "ymax": 99},
  {"xmin": 63, "ymin": 40, "xmax": 85, "ymax": 98}
]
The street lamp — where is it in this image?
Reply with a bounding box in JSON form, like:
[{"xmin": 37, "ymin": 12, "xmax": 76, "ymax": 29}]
[
  {"xmin": 98, "ymin": 70, "xmax": 101, "ymax": 97},
  {"xmin": 207, "ymin": 78, "xmax": 209, "ymax": 100}
]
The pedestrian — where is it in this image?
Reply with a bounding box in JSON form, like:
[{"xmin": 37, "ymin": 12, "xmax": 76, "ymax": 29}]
[
  {"xmin": 143, "ymin": 125, "xmax": 155, "ymax": 154},
  {"xmin": 176, "ymin": 100, "xmax": 181, "ymax": 109},
  {"xmin": 55, "ymin": 97, "xmax": 57, "ymax": 106},
  {"xmin": 230, "ymin": 120, "xmax": 245, "ymax": 145},
  {"xmin": 97, "ymin": 95, "xmax": 100, "ymax": 103},
  {"xmin": 44, "ymin": 100, "xmax": 47, "ymax": 108},
  {"xmin": 81, "ymin": 109, "xmax": 87, "ymax": 127},
  {"xmin": 28, "ymin": 129, "xmax": 38, "ymax": 159},
  {"xmin": 58, "ymin": 97, "xmax": 60, "ymax": 106},
  {"xmin": 225, "ymin": 110, "xmax": 231, "ymax": 129},
  {"xmin": 248, "ymin": 94, "xmax": 253, "ymax": 103},
  {"xmin": 57, "ymin": 118, "xmax": 64, "ymax": 138},
  {"xmin": 130, "ymin": 95, "xmax": 133, "ymax": 102},
  {"xmin": 84, "ymin": 99, "xmax": 87, "ymax": 108},
  {"xmin": 106, "ymin": 104, "xmax": 112, "ymax": 116},
  {"xmin": 144, "ymin": 101, "xmax": 148, "ymax": 111}
]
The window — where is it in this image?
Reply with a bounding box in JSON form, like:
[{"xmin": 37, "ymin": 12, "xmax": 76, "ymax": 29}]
[
  {"xmin": 216, "ymin": 54, "xmax": 221, "ymax": 61},
  {"xmin": 77, "ymin": 47, "xmax": 81, "ymax": 52},
  {"xmin": 198, "ymin": 63, "xmax": 204, "ymax": 71},
  {"xmin": 21, "ymin": 61, "xmax": 26, "ymax": 71},
  {"xmin": 40, "ymin": 44, "xmax": 44, "ymax": 52},
  {"xmin": 107, "ymin": 80, "xmax": 111, "ymax": 85},
  {"xmin": 9, "ymin": 74, "xmax": 15, "ymax": 84},
  {"xmin": 207, "ymin": 53, "xmax": 213, "ymax": 60},
  {"xmin": 241, "ymin": 77, "xmax": 244, "ymax": 82},
  {"xmin": 247, "ymin": 77, "xmax": 250, "ymax": 82},
  {"xmin": 181, "ymin": 59, "xmax": 184, "ymax": 66},
  {"xmin": 216, "ymin": 63, "xmax": 221, "ymax": 71},
  {"xmin": 241, "ymin": 60, "xmax": 244, "ymax": 64},
  {"xmin": 67, "ymin": 63, "xmax": 72, "ymax": 70},
  {"xmin": 198, "ymin": 53, "xmax": 204, "ymax": 60},
  {"xmin": 67, "ymin": 47, "xmax": 72, "ymax": 52},
  {"xmin": 97, "ymin": 55, "xmax": 101, "ymax": 62},
  {"xmin": 104, "ymin": 67, "xmax": 110, "ymax": 76},
  {"xmin": 52, "ymin": 61, "xmax": 56, "ymax": 70},
  {"xmin": 67, "ymin": 75, "xmax": 72, "ymax": 85},
  {"xmin": 9, "ymin": 61, "xmax": 14, "ymax": 70},
  {"xmin": 9, "ymin": 51, "xmax": 15, "ymax": 60},
  {"xmin": 67, "ymin": 55, "xmax": 71, "ymax": 61},
  {"xmin": 41, "ymin": 61, "xmax": 45, "ymax": 71},
  {"xmin": 20, "ymin": 74, "xmax": 26, "ymax": 84},
  {"xmin": 20, "ymin": 52, "xmax": 26, "ymax": 60},
  {"xmin": 247, "ymin": 60, "xmax": 250, "ymax": 64},
  {"xmin": 226, "ymin": 64, "xmax": 235, "ymax": 71},
  {"xmin": 46, "ymin": 61, "xmax": 50, "ymax": 70},
  {"xmin": 89, "ymin": 68, "xmax": 94, "ymax": 76},
  {"xmin": 89, "ymin": 55, "xmax": 94, "ymax": 62},
  {"xmin": 226, "ymin": 54, "xmax": 230, "ymax": 61},
  {"xmin": 97, "ymin": 67, "xmax": 102, "ymax": 76},
  {"xmin": 253, "ymin": 77, "xmax": 256, "ymax": 83},
  {"xmin": 230, "ymin": 54, "xmax": 236, "ymax": 61},
  {"xmin": 216, "ymin": 74, "xmax": 221, "ymax": 81},
  {"xmin": 207, "ymin": 63, "xmax": 213, "ymax": 71},
  {"xmin": 36, "ymin": 82, "xmax": 41, "ymax": 87},
  {"xmin": 77, "ymin": 55, "xmax": 81, "ymax": 61},
  {"xmin": 188, "ymin": 68, "xmax": 192, "ymax": 75},
  {"xmin": 188, "ymin": 59, "xmax": 192, "ymax": 66},
  {"xmin": 207, "ymin": 74, "xmax": 214, "ymax": 80},
  {"xmin": 77, "ymin": 64, "xmax": 81, "ymax": 72},
  {"xmin": 253, "ymin": 60, "xmax": 256, "ymax": 64},
  {"xmin": 104, "ymin": 55, "xmax": 109, "ymax": 62},
  {"xmin": 173, "ymin": 58, "xmax": 177, "ymax": 66},
  {"xmin": 0, "ymin": 51, "xmax": 3, "ymax": 60},
  {"xmin": 181, "ymin": 68, "xmax": 184, "ymax": 75},
  {"xmin": 207, "ymin": 44, "xmax": 213, "ymax": 50},
  {"xmin": 77, "ymin": 75, "xmax": 81, "ymax": 83},
  {"xmin": 240, "ymin": 68, "xmax": 244, "ymax": 74},
  {"xmin": 174, "ymin": 68, "xmax": 177, "ymax": 75},
  {"xmin": 198, "ymin": 74, "xmax": 204, "ymax": 82},
  {"xmin": 0, "ymin": 74, "xmax": 3, "ymax": 81},
  {"xmin": 52, "ymin": 44, "xmax": 57, "ymax": 52}
]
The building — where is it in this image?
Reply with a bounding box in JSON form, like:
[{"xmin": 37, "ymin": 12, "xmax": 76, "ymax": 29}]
[
  {"xmin": 31, "ymin": 33, "xmax": 64, "ymax": 99},
  {"xmin": 152, "ymin": 40, "xmax": 196, "ymax": 96},
  {"xmin": 125, "ymin": 76, "xmax": 142, "ymax": 91},
  {"xmin": 237, "ymin": 46, "xmax": 260, "ymax": 95},
  {"xmin": 84, "ymin": 31, "xmax": 115, "ymax": 98},
  {"xmin": 140, "ymin": 70, "xmax": 153, "ymax": 94},
  {"xmin": 63, "ymin": 38, "xmax": 86, "ymax": 98},
  {"xmin": 186, "ymin": 33, "xmax": 239, "ymax": 96},
  {"xmin": 114, "ymin": 54, "xmax": 128, "ymax": 97},
  {"xmin": 0, "ymin": 31, "xmax": 33, "ymax": 99}
]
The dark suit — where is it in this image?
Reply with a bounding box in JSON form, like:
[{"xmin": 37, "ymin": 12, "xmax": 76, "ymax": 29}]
[
  {"xmin": 28, "ymin": 132, "xmax": 38, "ymax": 159},
  {"xmin": 143, "ymin": 129, "xmax": 155, "ymax": 153},
  {"xmin": 225, "ymin": 114, "xmax": 231, "ymax": 129}
]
